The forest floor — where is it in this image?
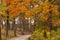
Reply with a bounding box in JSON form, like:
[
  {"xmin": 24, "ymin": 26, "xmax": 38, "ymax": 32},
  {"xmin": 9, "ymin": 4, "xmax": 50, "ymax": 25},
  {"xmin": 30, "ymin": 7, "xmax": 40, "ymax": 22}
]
[{"xmin": 1, "ymin": 27, "xmax": 32, "ymax": 40}]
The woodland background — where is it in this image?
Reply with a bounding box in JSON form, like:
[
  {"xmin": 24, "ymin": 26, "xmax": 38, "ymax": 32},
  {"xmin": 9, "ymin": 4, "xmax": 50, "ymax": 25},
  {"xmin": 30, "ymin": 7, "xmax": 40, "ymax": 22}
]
[{"xmin": 0, "ymin": 0, "xmax": 60, "ymax": 40}]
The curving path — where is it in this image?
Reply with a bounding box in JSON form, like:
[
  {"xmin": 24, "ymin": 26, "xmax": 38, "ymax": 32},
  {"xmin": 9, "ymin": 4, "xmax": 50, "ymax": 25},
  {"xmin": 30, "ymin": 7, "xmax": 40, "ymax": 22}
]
[{"xmin": 10, "ymin": 35, "xmax": 31, "ymax": 40}]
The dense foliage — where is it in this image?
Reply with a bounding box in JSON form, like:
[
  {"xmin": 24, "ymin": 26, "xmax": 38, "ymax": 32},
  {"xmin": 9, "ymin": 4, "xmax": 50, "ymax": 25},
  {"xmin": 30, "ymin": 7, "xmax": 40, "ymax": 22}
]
[{"xmin": 29, "ymin": 28, "xmax": 60, "ymax": 40}]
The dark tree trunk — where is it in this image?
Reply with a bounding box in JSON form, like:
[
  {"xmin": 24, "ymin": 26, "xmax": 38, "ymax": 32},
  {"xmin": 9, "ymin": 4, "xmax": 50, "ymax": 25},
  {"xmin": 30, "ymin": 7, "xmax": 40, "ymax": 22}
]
[
  {"xmin": 6, "ymin": 19, "xmax": 10, "ymax": 37},
  {"xmin": 0, "ymin": 27, "xmax": 1, "ymax": 40},
  {"xmin": 0, "ymin": 16, "xmax": 2, "ymax": 40},
  {"xmin": 13, "ymin": 18, "xmax": 17, "ymax": 36},
  {"xmin": 21, "ymin": 18, "xmax": 24, "ymax": 35},
  {"xmin": 6, "ymin": 11, "xmax": 10, "ymax": 37},
  {"xmin": 11, "ymin": 18, "xmax": 17, "ymax": 36},
  {"xmin": 0, "ymin": 21, "xmax": 1, "ymax": 40},
  {"xmin": 2, "ymin": 22, "xmax": 3, "ymax": 29}
]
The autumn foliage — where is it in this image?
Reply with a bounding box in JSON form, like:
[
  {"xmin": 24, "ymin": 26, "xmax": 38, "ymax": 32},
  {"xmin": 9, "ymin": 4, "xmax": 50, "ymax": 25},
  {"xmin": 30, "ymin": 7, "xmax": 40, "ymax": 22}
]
[{"xmin": 0, "ymin": 0, "xmax": 60, "ymax": 40}]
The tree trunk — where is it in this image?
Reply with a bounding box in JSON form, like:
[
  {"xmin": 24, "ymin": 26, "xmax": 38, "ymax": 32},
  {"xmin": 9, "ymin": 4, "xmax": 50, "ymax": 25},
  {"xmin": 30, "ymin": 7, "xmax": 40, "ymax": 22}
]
[
  {"xmin": 6, "ymin": 11, "xmax": 10, "ymax": 37},
  {"xmin": 13, "ymin": 18, "xmax": 17, "ymax": 36},
  {"xmin": 0, "ymin": 21, "xmax": 1, "ymax": 40},
  {"xmin": 2, "ymin": 21, "xmax": 3, "ymax": 29},
  {"xmin": 0, "ymin": 26, "xmax": 1, "ymax": 40},
  {"xmin": 21, "ymin": 18, "xmax": 24, "ymax": 35}
]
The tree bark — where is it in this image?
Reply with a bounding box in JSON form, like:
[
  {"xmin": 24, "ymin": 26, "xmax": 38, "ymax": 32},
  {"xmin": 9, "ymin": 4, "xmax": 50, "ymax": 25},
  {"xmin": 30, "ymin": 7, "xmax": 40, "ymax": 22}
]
[
  {"xmin": 13, "ymin": 18, "xmax": 17, "ymax": 36},
  {"xmin": 0, "ymin": 21, "xmax": 1, "ymax": 40},
  {"xmin": 6, "ymin": 11, "xmax": 10, "ymax": 37}
]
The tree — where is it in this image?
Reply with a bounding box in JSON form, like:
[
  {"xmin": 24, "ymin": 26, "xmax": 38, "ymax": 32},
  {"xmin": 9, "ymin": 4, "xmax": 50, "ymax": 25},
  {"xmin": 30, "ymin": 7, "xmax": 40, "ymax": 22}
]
[{"xmin": 1, "ymin": 0, "xmax": 60, "ymax": 37}]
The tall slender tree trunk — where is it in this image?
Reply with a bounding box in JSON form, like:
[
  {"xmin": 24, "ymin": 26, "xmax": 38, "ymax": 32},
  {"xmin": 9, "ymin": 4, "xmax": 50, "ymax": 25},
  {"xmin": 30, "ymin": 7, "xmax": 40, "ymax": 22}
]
[
  {"xmin": 0, "ymin": 16, "xmax": 2, "ymax": 40},
  {"xmin": 6, "ymin": 11, "xmax": 10, "ymax": 37},
  {"xmin": 0, "ymin": 27, "xmax": 1, "ymax": 40},
  {"xmin": 21, "ymin": 17, "xmax": 25, "ymax": 35},
  {"xmin": 0, "ymin": 20, "xmax": 1, "ymax": 40},
  {"xmin": 2, "ymin": 21, "xmax": 3, "ymax": 29},
  {"xmin": 13, "ymin": 18, "xmax": 16, "ymax": 36},
  {"xmin": 5, "ymin": 1, "xmax": 10, "ymax": 37}
]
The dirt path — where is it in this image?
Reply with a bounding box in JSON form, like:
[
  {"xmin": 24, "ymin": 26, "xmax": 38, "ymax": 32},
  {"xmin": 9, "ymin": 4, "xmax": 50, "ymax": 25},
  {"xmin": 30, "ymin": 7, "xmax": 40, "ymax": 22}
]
[{"xmin": 10, "ymin": 35, "xmax": 31, "ymax": 40}]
